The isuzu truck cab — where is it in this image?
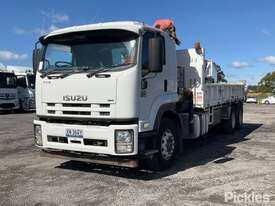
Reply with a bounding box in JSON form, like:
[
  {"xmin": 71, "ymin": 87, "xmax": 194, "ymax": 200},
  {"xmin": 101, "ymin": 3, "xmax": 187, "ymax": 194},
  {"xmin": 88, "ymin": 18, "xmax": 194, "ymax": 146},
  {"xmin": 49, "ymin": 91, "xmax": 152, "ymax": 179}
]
[
  {"xmin": 0, "ymin": 71, "xmax": 19, "ymax": 111},
  {"xmin": 33, "ymin": 21, "xmax": 245, "ymax": 170}
]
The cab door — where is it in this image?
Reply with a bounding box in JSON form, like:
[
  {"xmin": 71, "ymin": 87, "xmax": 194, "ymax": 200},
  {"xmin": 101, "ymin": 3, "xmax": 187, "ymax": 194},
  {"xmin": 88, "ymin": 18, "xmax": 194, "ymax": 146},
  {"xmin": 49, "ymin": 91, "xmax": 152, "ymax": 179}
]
[{"xmin": 138, "ymin": 31, "xmax": 176, "ymax": 132}]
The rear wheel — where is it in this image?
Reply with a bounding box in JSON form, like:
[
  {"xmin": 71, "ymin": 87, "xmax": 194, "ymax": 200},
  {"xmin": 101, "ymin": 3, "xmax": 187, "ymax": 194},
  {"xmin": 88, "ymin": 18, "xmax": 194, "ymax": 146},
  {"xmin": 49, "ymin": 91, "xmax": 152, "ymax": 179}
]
[
  {"xmin": 146, "ymin": 118, "xmax": 179, "ymax": 171},
  {"xmin": 236, "ymin": 104, "xmax": 243, "ymax": 129},
  {"xmin": 265, "ymin": 101, "xmax": 270, "ymax": 105},
  {"xmin": 222, "ymin": 107, "xmax": 236, "ymax": 134}
]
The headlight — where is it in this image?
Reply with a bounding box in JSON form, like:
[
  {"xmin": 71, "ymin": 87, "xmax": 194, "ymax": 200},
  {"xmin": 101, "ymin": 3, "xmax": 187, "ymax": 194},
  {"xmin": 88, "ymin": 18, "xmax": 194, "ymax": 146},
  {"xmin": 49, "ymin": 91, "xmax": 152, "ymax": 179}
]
[
  {"xmin": 115, "ymin": 130, "xmax": 134, "ymax": 154},
  {"xmin": 34, "ymin": 125, "xmax": 42, "ymax": 146}
]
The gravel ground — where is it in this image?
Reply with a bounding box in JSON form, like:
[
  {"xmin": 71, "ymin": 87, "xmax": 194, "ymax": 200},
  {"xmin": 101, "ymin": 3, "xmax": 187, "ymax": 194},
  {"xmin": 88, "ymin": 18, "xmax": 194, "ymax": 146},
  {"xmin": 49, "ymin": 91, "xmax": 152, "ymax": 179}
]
[{"xmin": 0, "ymin": 104, "xmax": 275, "ymax": 206}]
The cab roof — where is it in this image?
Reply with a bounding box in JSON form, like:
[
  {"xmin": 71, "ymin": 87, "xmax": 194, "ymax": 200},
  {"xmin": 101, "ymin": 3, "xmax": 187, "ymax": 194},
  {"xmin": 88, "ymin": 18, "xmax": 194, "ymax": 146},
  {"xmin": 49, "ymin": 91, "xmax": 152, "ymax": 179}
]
[{"xmin": 42, "ymin": 21, "xmax": 163, "ymax": 41}]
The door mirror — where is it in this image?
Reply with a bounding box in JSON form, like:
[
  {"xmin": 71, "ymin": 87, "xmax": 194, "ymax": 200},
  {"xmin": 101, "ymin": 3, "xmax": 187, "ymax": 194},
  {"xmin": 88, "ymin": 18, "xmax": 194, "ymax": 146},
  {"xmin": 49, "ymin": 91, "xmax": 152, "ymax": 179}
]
[
  {"xmin": 32, "ymin": 41, "xmax": 43, "ymax": 75},
  {"xmin": 148, "ymin": 37, "xmax": 163, "ymax": 73},
  {"xmin": 32, "ymin": 48, "xmax": 42, "ymax": 75}
]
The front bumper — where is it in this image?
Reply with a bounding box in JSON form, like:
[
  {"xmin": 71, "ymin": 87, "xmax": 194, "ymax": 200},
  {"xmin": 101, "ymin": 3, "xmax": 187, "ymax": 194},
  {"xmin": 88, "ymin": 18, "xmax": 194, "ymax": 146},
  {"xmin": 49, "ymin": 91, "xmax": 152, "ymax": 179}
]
[
  {"xmin": 34, "ymin": 120, "xmax": 138, "ymax": 156},
  {"xmin": 0, "ymin": 100, "xmax": 19, "ymax": 110},
  {"xmin": 41, "ymin": 149, "xmax": 139, "ymax": 168}
]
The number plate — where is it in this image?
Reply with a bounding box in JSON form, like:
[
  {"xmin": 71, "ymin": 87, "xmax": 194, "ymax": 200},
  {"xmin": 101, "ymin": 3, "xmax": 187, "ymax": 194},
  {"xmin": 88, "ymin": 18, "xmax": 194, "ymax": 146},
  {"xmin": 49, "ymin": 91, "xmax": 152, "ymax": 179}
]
[{"xmin": 65, "ymin": 129, "xmax": 83, "ymax": 138}]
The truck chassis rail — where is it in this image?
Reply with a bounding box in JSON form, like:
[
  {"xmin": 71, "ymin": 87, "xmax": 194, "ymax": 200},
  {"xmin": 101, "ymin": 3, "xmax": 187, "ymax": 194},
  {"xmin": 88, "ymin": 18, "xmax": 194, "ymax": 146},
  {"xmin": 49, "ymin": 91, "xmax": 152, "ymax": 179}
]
[{"xmin": 40, "ymin": 149, "xmax": 139, "ymax": 168}]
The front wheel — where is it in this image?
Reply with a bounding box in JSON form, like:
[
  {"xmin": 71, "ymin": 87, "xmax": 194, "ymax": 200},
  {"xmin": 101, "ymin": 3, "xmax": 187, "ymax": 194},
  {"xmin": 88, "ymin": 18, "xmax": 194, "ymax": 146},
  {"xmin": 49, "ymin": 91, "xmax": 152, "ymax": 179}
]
[
  {"xmin": 265, "ymin": 101, "xmax": 270, "ymax": 105},
  {"xmin": 146, "ymin": 118, "xmax": 179, "ymax": 171}
]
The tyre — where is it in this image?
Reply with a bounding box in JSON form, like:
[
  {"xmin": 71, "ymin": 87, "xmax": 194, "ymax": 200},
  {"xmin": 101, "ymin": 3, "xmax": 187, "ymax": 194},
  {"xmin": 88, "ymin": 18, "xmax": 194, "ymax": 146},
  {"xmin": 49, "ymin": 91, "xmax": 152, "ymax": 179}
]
[
  {"xmin": 146, "ymin": 118, "xmax": 179, "ymax": 171},
  {"xmin": 265, "ymin": 101, "xmax": 270, "ymax": 105},
  {"xmin": 222, "ymin": 107, "xmax": 236, "ymax": 134},
  {"xmin": 236, "ymin": 104, "xmax": 243, "ymax": 129}
]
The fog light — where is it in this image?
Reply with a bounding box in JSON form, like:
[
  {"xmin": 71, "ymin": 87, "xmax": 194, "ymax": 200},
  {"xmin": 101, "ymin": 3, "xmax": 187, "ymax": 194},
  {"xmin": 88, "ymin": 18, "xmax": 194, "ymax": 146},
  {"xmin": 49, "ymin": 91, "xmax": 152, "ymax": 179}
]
[
  {"xmin": 34, "ymin": 125, "xmax": 42, "ymax": 146},
  {"xmin": 115, "ymin": 130, "xmax": 134, "ymax": 154}
]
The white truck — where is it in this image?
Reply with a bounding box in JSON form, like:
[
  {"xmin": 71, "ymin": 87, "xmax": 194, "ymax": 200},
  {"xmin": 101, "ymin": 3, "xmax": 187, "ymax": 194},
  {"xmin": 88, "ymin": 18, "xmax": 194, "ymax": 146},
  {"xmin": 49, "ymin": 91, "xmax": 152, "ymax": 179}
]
[
  {"xmin": 0, "ymin": 71, "xmax": 19, "ymax": 111},
  {"xmin": 14, "ymin": 70, "xmax": 36, "ymax": 111},
  {"xmin": 33, "ymin": 21, "xmax": 245, "ymax": 170}
]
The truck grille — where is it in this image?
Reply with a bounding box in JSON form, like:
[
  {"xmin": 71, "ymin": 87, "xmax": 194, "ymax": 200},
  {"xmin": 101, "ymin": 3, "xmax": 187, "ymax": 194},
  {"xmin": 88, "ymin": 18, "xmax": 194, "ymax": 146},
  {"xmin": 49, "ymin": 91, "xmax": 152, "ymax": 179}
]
[
  {"xmin": 63, "ymin": 111, "xmax": 91, "ymax": 115},
  {"xmin": 45, "ymin": 103, "xmax": 112, "ymax": 117},
  {"xmin": 62, "ymin": 103, "xmax": 91, "ymax": 108},
  {"xmin": 0, "ymin": 93, "xmax": 16, "ymax": 100}
]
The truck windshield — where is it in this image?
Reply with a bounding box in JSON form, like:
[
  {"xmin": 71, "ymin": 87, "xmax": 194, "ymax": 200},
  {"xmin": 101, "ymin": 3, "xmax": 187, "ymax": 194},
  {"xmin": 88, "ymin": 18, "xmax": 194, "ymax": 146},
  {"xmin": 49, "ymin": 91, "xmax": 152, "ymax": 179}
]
[
  {"xmin": 42, "ymin": 29, "xmax": 139, "ymax": 72},
  {"xmin": 0, "ymin": 73, "xmax": 17, "ymax": 88}
]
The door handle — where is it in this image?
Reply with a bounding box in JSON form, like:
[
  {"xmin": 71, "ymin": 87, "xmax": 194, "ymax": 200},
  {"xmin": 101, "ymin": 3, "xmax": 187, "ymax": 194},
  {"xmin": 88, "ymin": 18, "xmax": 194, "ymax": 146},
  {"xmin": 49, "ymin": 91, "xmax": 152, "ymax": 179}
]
[
  {"xmin": 164, "ymin": 80, "xmax": 168, "ymax": 92},
  {"xmin": 141, "ymin": 79, "xmax": 148, "ymax": 89}
]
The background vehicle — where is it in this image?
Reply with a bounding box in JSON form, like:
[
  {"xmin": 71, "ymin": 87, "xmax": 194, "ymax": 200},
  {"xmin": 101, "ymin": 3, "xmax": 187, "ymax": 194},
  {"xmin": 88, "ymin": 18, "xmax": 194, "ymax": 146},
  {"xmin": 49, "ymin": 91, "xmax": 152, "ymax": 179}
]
[
  {"xmin": 246, "ymin": 96, "xmax": 257, "ymax": 103},
  {"xmin": 14, "ymin": 70, "xmax": 36, "ymax": 111},
  {"xmin": 261, "ymin": 96, "xmax": 275, "ymax": 104},
  {"xmin": 33, "ymin": 21, "xmax": 245, "ymax": 170},
  {"xmin": 0, "ymin": 71, "xmax": 19, "ymax": 111}
]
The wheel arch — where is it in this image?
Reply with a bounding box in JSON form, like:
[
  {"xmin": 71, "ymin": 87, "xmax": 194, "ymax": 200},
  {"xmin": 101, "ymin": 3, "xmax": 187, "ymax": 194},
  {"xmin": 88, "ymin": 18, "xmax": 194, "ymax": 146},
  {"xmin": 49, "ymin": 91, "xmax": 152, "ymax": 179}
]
[{"xmin": 153, "ymin": 103, "xmax": 182, "ymax": 138}]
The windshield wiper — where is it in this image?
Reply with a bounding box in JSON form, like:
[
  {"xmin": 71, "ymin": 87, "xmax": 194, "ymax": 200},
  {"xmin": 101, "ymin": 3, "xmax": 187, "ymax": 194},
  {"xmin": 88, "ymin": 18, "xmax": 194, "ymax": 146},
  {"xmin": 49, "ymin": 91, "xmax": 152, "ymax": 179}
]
[
  {"xmin": 108, "ymin": 63, "xmax": 132, "ymax": 68},
  {"xmin": 46, "ymin": 63, "xmax": 132, "ymax": 79},
  {"xmin": 86, "ymin": 67, "xmax": 112, "ymax": 78},
  {"xmin": 59, "ymin": 67, "xmax": 93, "ymax": 79},
  {"xmin": 40, "ymin": 70, "xmax": 64, "ymax": 78},
  {"xmin": 86, "ymin": 63, "xmax": 132, "ymax": 78}
]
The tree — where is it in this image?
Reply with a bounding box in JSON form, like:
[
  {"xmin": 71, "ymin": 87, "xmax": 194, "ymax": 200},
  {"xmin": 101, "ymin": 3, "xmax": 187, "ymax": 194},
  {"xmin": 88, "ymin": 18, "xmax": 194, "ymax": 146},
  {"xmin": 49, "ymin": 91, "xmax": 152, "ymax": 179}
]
[
  {"xmin": 216, "ymin": 64, "xmax": 227, "ymax": 82},
  {"xmin": 247, "ymin": 85, "xmax": 259, "ymax": 91},
  {"xmin": 258, "ymin": 71, "xmax": 275, "ymax": 93}
]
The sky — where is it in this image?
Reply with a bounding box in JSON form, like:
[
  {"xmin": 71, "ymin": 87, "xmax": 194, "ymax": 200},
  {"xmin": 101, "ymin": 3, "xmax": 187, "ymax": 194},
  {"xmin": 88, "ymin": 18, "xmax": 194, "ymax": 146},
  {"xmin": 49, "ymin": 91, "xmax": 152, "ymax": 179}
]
[{"xmin": 0, "ymin": 0, "xmax": 275, "ymax": 85}]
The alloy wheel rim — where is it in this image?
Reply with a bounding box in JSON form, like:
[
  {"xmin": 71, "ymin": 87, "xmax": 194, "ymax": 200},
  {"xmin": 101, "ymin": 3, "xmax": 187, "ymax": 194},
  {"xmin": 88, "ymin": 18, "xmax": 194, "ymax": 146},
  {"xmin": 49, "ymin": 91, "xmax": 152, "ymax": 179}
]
[{"xmin": 160, "ymin": 129, "xmax": 175, "ymax": 160}]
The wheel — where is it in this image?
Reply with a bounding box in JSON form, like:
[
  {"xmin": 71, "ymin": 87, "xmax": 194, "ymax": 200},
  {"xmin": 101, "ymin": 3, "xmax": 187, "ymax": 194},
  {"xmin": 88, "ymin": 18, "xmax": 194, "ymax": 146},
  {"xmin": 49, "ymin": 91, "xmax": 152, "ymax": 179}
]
[
  {"xmin": 265, "ymin": 101, "xmax": 270, "ymax": 105},
  {"xmin": 222, "ymin": 107, "xmax": 236, "ymax": 134},
  {"xmin": 146, "ymin": 118, "xmax": 179, "ymax": 171},
  {"xmin": 236, "ymin": 104, "xmax": 243, "ymax": 129}
]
